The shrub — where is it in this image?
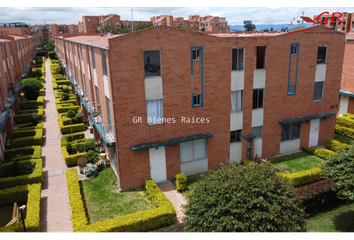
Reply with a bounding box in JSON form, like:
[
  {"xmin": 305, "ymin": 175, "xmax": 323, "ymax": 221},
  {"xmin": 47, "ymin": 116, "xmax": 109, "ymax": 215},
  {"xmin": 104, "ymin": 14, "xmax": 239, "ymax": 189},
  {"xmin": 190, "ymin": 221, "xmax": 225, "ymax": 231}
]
[
  {"xmin": 61, "ymin": 132, "xmax": 85, "ymax": 146},
  {"xmin": 73, "ymin": 113, "xmax": 84, "ymax": 124},
  {"xmin": 86, "ymin": 150, "xmax": 100, "ymax": 163},
  {"xmin": 277, "ymin": 167, "xmax": 323, "ymax": 187},
  {"xmin": 57, "ymin": 105, "xmax": 80, "ymax": 113},
  {"xmin": 77, "ymin": 158, "xmax": 88, "ymax": 168},
  {"xmin": 322, "ymin": 144, "xmax": 354, "ymax": 201},
  {"xmin": 14, "ymin": 109, "xmax": 43, "ymax": 124},
  {"xmin": 308, "ymin": 147, "xmax": 316, "ymax": 154},
  {"xmin": 66, "ymin": 109, "xmax": 76, "ymax": 118},
  {"xmin": 84, "ymin": 139, "xmax": 96, "ymax": 152},
  {"xmin": 62, "ymin": 146, "xmax": 87, "ymax": 167},
  {"xmin": 59, "ymin": 121, "xmax": 85, "ymax": 134},
  {"xmin": 175, "ymin": 173, "xmax": 187, "ymax": 192},
  {"xmin": 61, "ymin": 93, "xmax": 70, "ymax": 101},
  {"xmin": 184, "ymin": 164, "xmax": 306, "ymax": 232},
  {"xmin": 324, "ymin": 138, "xmax": 349, "ymax": 152},
  {"xmin": 83, "ymin": 164, "xmax": 98, "ymax": 177},
  {"xmin": 21, "ymin": 78, "xmax": 43, "ymax": 100},
  {"xmin": 19, "ymin": 96, "xmax": 44, "ymax": 108},
  {"xmin": 4, "ymin": 146, "xmax": 42, "ymax": 163},
  {"xmin": 242, "ymin": 159, "xmax": 255, "ymax": 166},
  {"xmin": 313, "ymin": 148, "xmax": 334, "ymax": 160},
  {"xmin": 56, "ymin": 65, "xmax": 64, "ymax": 75},
  {"xmin": 18, "ymin": 121, "xmax": 43, "ymax": 130},
  {"xmin": 66, "ymin": 143, "xmax": 73, "ymax": 155},
  {"xmin": 296, "ymin": 179, "xmax": 336, "ymax": 212},
  {"xmin": 48, "ymin": 51, "xmax": 56, "ymax": 59},
  {"xmin": 11, "ymin": 129, "xmax": 43, "ymax": 148},
  {"xmin": 29, "ymin": 113, "xmax": 40, "ymax": 124},
  {"xmin": 62, "ymin": 86, "xmax": 70, "ymax": 93},
  {"xmin": 335, "ymin": 125, "xmax": 354, "ymax": 140}
]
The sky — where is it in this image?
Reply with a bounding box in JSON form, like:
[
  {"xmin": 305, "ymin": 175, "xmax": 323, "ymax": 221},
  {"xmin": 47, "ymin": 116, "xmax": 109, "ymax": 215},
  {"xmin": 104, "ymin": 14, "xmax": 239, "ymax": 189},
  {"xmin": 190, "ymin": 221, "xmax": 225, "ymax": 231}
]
[{"xmin": 1, "ymin": 2, "xmax": 354, "ymax": 26}]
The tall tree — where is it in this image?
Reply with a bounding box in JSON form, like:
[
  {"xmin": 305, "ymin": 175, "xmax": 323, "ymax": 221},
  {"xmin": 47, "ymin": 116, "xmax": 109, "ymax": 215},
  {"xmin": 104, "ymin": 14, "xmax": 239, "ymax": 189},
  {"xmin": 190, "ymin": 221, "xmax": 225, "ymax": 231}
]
[
  {"xmin": 101, "ymin": 20, "xmax": 118, "ymax": 34},
  {"xmin": 135, "ymin": 23, "xmax": 153, "ymax": 31},
  {"xmin": 243, "ymin": 22, "xmax": 256, "ymax": 32}
]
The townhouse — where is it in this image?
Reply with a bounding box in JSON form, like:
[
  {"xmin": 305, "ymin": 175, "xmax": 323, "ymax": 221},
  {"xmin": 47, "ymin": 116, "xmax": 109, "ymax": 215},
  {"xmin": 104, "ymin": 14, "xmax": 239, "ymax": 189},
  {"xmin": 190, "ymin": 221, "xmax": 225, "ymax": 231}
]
[
  {"xmin": 54, "ymin": 25, "xmax": 344, "ymax": 191},
  {"xmin": 0, "ymin": 34, "xmax": 36, "ymax": 161}
]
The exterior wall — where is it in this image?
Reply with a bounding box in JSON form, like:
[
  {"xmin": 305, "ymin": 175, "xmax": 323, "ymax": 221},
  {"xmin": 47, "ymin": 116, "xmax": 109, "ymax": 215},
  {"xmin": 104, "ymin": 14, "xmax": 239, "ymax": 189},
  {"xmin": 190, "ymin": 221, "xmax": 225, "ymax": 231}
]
[
  {"xmin": 348, "ymin": 96, "xmax": 354, "ymax": 114},
  {"xmin": 314, "ymin": 12, "xmax": 354, "ymax": 32},
  {"xmin": 0, "ymin": 27, "xmax": 30, "ymax": 35},
  {"xmin": 342, "ymin": 40, "xmax": 354, "ymax": 94}
]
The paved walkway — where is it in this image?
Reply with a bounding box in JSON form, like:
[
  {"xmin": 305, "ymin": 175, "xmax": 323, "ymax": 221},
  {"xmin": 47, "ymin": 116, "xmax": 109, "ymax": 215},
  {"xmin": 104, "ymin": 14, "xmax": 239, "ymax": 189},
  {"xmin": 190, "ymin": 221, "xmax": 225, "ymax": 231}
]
[
  {"xmin": 157, "ymin": 181, "xmax": 187, "ymax": 224},
  {"xmin": 40, "ymin": 58, "xmax": 73, "ymax": 232}
]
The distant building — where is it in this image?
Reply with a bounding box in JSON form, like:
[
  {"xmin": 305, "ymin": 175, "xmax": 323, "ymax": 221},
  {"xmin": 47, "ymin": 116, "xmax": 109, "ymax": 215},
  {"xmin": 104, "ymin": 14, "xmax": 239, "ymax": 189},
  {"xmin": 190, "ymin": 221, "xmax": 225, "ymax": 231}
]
[
  {"xmin": 313, "ymin": 12, "xmax": 354, "ymax": 32},
  {"xmin": 0, "ymin": 22, "xmax": 30, "ymax": 35}
]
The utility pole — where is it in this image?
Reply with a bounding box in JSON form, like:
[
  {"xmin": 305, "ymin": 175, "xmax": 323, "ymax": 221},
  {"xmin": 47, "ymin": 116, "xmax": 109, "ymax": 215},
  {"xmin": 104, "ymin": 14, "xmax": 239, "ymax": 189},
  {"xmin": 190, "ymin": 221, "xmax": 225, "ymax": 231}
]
[
  {"xmin": 302, "ymin": 12, "xmax": 304, "ymax": 24},
  {"xmin": 132, "ymin": 8, "xmax": 134, "ymax": 32}
]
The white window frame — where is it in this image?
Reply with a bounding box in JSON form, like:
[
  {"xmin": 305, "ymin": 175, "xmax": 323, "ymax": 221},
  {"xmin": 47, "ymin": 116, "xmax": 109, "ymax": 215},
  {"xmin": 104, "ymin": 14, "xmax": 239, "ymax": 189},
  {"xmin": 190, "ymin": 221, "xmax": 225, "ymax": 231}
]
[
  {"xmin": 313, "ymin": 81, "xmax": 324, "ymax": 101},
  {"xmin": 180, "ymin": 139, "xmax": 208, "ymax": 163},
  {"xmin": 231, "ymin": 90, "xmax": 243, "ymax": 113},
  {"xmin": 146, "ymin": 99, "xmax": 163, "ymax": 125}
]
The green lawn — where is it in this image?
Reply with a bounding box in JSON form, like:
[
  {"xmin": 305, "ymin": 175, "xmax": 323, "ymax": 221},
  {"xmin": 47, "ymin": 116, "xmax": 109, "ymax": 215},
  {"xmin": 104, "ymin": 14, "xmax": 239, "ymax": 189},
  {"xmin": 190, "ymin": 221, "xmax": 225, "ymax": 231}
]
[
  {"xmin": 306, "ymin": 200, "xmax": 354, "ymax": 232},
  {"xmin": 81, "ymin": 168, "xmax": 155, "ymax": 224},
  {"xmin": 269, "ymin": 151, "xmax": 325, "ymax": 173},
  {"xmin": 334, "ymin": 134, "xmax": 353, "ymax": 145}
]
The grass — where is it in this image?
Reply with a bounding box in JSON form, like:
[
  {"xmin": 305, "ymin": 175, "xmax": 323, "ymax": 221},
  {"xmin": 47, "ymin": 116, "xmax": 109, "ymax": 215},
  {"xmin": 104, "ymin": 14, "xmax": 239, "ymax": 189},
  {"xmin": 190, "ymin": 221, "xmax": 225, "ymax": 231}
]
[
  {"xmin": 0, "ymin": 206, "xmax": 13, "ymax": 227},
  {"xmin": 306, "ymin": 200, "xmax": 354, "ymax": 232},
  {"xmin": 81, "ymin": 168, "xmax": 155, "ymax": 224},
  {"xmin": 334, "ymin": 133, "xmax": 353, "ymax": 145},
  {"xmin": 269, "ymin": 151, "xmax": 325, "ymax": 173}
]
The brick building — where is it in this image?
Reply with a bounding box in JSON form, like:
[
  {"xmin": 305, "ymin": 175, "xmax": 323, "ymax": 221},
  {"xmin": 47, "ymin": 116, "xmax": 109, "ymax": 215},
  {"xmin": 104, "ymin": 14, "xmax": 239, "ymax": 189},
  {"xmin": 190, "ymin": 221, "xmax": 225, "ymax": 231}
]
[
  {"xmin": 54, "ymin": 25, "xmax": 344, "ymax": 191},
  {"xmin": 313, "ymin": 12, "xmax": 354, "ymax": 32},
  {"xmin": 0, "ymin": 34, "xmax": 36, "ymax": 161},
  {"xmin": 151, "ymin": 15, "xmax": 230, "ymax": 33}
]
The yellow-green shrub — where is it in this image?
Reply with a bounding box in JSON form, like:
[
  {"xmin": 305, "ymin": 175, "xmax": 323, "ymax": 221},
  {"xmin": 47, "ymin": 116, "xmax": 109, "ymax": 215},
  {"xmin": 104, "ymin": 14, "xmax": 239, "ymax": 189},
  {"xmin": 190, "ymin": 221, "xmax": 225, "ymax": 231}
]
[
  {"xmin": 335, "ymin": 125, "xmax": 354, "ymax": 140},
  {"xmin": 61, "ymin": 132, "xmax": 85, "ymax": 146},
  {"xmin": 11, "ymin": 129, "xmax": 43, "ymax": 148},
  {"xmin": 18, "ymin": 121, "xmax": 43, "ymax": 130},
  {"xmin": 324, "ymin": 138, "xmax": 349, "ymax": 152},
  {"xmin": 336, "ymin": 116, "xmax": 354, "ymax": 129},
  {"xmin": 278, "ymin": 167, "xmax": 323, "ymax": 187},
  {"xmin": 308, "ymin": 147, "xmax": 316, "ymax": 154},
  {"xmin": 62, "ymin": 146, "xmax": 87, "ymax": 167},
  {"xmin": 343, "ymin": 113, "xmax": 354, "ymax": 119},
  {"xmin": 19, "ymin": 96, "xmax": 44, "ymax": 108},
  {"xmin": 175, "ymin": 173, "xmax": 187, "ymax": 192},
  {"xmin": 243, "ymin": 159, "xmax": 256, "ymax": 166},
  {"xmin": 4, "ymin": 146, "xmax": 42, "ymax": 162},
  {"xmin": 313, "ymin": 148, "xmax": 334, "ymax": 160},
  {"xmin": 58, "ymin": 120, "xmax": 85, "ymax": 134},
  {"xmin": 13, "ymin": 109, "xmax": 44, "ymax": 124}
]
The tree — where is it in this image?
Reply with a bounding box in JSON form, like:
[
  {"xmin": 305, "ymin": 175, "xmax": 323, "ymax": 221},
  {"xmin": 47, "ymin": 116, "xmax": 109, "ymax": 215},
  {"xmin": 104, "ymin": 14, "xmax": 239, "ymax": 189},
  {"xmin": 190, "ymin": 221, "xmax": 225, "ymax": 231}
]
[
  {"xmin": 21, "ymin": 78, "xmax": 43, "ymax": 100},
  {"xmin": 102, "ymin": 20, "xmax": 118, "ymax": 34},
  {"xmin": 323, "ymin": 144, "xmax": 354, "ymax": 201},
  {"xmin": 263, "ymin": 28, "xmax": 269, "ymax": 32},
  {"xmin": 119, "ymin": 27, "xmax": 132, "ymax": 33},
  {"xmin": 270, "ymin": 27, "xmax": 273, "ymax": 31},
  {"xmin": 181, "ymin": 25, "xmax": 194, "ymax": 32},
  {"xmin": 243, "ymin": 22, "xmax": 256, "ymax": 31},
  {"xmin": 291, "ymin": 24, "xmax": 306, "ymax": 31},
  {"xmin": 135, "ymin": 23, "xmax": 153, "ymax": 31},
  {"xmin": 184, "ymin": 163, "xmax": 306, "ymax": 232}
]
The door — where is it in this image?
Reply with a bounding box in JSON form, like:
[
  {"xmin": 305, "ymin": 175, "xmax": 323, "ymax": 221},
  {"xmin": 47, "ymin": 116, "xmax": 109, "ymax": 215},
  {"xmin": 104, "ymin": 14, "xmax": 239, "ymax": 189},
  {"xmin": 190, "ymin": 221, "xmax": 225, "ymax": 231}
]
[
  {"xmin": 309, "ymin": 119, "xmax": 320, "ymax": 147},
  {"xmin": 339, "ymin": 95, "xmax": 349, "ymax": 116},
  {"xmin": 149, "ymin": 146, "xmax": 167, "ymax": 182}
]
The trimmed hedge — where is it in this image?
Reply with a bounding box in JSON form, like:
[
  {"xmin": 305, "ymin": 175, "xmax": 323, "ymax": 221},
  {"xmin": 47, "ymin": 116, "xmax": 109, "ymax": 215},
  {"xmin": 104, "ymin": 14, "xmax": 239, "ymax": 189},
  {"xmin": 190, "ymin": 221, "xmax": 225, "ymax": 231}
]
[
  {"xmin": 0, "ymin": 158, "xmax": 43, "ymax": 190},
  {"xmin": 336, "ymin": 116, "xmax": 354, "ymax": 129},
  {"xmin": 278, "ymin": 167, "xmax": 323, "ymax": 187},
  {"xmin": 19, "ymin": 96, "xmax": 44, "ymax": 108},
  {"xmin": 324, "ymin": 138, "xmax": 349, "ymax": 152},
  {"xmin": 175, "ymin": 173, "xmax": 187, "ymax": 192},
  {"xmin": 55, "ymin": 98, "xmax": 77, "ymax": 105},
  {"xmin": 62, "ymin": 146, "xmax": 87, "ymax": 167},
  {"xmin": 313, "ymin": 148, "xmax": 334, "ymax": 160},
  {"xmin": 13, "ymin": 109, "xmax": 44, "ymax": 124},
  {"xmin": 57, "ymin": 104, "xmax": 80, "ymax": 113},
  {"xmin": 18, "ymin": 121, "xmax": 44, "ymax": 130},
  {"xmin": 4, "ymin": 146, "xmax": 42, "ymax": 162},
  {"xmin": 56, "ymin": 80, "xmax": 70, "ymax": 86},
  {"xmin": 343, "ymin": 113, "xmax": 354, "ymax": 119},
  {"xmin": 243, "ymin": 159, "xmax": 256, "ymax": 166},
  {"xmin": 0, "ymin": 183, "xmax": 41, "ymax": 232},
  {"xmin": 61, "ymin": 132, "xmax": 85, "ymax": 146},
  {"xmin": 11, "ymin": 129, "xmax": 43, "ymax": 148},
  {"xmin": 335, "ymin": 125, "xmax": 354, "ymax": 140},
  {"xmin": 58, "ymin": 120, "xmax": 85, "ymax": 134},
  {"xmin": 66, "ymin": 169, "xmax": 176, "ymax": 232}
]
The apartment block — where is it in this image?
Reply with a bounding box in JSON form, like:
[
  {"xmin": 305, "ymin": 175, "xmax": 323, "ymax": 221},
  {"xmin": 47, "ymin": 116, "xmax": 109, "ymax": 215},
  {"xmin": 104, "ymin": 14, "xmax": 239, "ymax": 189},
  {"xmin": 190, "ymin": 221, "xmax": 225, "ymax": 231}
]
[
  {"xmin": 151, "ymin": 15, "xmax": 230, "ymax": 33},
  {"xmin": 54, "ymin": 25, "xmax": 344, "ymax": 191},
  {"xmin": 313, "ymin": 12, "xmax": 354, "ymax": 32},
  {"xmin": 0, "ymin": 34, "xmax": 36, "ymax": 160}
]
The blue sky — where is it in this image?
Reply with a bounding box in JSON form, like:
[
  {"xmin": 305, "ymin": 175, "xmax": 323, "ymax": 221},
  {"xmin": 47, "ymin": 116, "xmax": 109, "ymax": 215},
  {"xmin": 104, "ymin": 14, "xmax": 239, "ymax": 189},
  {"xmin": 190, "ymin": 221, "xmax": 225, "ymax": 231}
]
[{"xmin": 1, "ymin": 4, "xmax": 354, "ymax": 26}]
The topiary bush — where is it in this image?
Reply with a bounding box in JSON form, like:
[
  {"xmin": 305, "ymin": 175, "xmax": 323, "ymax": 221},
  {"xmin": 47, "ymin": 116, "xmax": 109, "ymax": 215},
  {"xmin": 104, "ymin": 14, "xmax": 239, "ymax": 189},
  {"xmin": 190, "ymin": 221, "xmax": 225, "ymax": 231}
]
[
  {"xmin": 66, "ymin": 109, "xmax": 77, "ymax": 119},
  {"xmin": 61, "ymin": 93, "xmax": 70, "ymax": 101},
  {"xmin": 322, "ymin": 144, "xmax": 354, "ymax": 201},
  {"xmin": 21, "ymin": 78, "xmax": 43, "ymax": 100},
  {"xmin": 73, "ymin": 113, "xmax": 84, "ymax": 124},
  {"xmin": 175, "ymin": 173, "xmax": 187, "ymax": 192},
  {"xmin": 184, "ymin": 164, "xmax": 306, "ymax": 232}
]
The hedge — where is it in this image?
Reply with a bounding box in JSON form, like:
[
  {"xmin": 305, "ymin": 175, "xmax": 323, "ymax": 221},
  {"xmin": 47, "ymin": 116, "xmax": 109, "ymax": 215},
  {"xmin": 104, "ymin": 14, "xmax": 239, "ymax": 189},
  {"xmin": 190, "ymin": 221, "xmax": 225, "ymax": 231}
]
[
  {"xmin": 4, "ymin": 146, "xmax": 42, "ymax": 163},
  {"xmin": 62, "ymin": 146, "xmax": 87, "ymax": 167},
  {"xmin": 343, "ymin": 113, "xmax": 354, "ymax": 119},
  {"xmin": 313, "ymin": 148, "xmax": 334, "ymax": 160},
  {"xmin": 0, "ymin": 158, "xmax": 43, "ymax": 190},
  {"xmin": 57, "ymin": 104, "xmax": 80, "ymax": 113},
  {"xmin": 19, "ymin": 96, "xmax": 44, "ymax": 108},
  {"xmin": 13, "ymin": 109, "xmax": 44, "ymax": 124},
  {"xmin": 66, "ymin": 169, "xmax": 176, "ymax": 232},
  {"xmin": 0, "ymin": 183, "xmax": 41, "ymax": 232},
  {"xmin": 243, "ymin": 159, "xmax": 256, "ymax": 166},
  {"xmin": 335, "ymin": 125, "xmax": 354, "ymax": 140},
  {"xmin": 56, "ymin": 80, "xmax": 70, "ymax": 86},
  {"xmin": 278, "ymin": 167, "xmax": 323, "ymax": 187},
  {"xmin": 324, "ymin": 138, "xmax": 349, "ymax": 152},
  {"xmin": 18, "ymin": 121, "xmax": 44, "ymax": 130},
  {"xmin": 336, "ymin": 116, "xmax": 354, "ymax": 130},
  {"xmin": 55, "ymin": 98, "xmax": 77, "ymax": 105},
  {"xmin": 58, "ymin": 120, "xmax": 85, "ymax": 134},
  {"xmin": 61, "ymin": 132, "xmax": 85, "ymax": 146},
  {"xmin": 175, "ymin": 173, "xmax": 187, "ymax": 192},
  {"xmin": 11, "ymin": 129, "xmax": 43, "ymax": 148}
]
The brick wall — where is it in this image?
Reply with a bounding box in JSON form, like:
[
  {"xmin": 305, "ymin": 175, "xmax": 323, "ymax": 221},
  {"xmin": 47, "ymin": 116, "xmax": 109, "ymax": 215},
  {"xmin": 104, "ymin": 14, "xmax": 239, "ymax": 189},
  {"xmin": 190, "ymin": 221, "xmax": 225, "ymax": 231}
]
[{"xmin": 342, "ymin": 40, "xmax": 354, "ymax": 94}]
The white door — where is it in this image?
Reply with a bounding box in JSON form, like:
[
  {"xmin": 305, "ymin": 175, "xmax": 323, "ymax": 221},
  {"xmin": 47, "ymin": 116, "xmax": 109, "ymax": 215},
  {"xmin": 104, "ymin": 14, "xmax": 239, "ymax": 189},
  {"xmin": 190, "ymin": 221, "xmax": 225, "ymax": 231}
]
[
  {"xmin": 309, "ymin": 119, "xmax": 320, "ymax": 147},
  {"xmin": 149, "ymin": 146, "xmax": 167, "ymax": 182},
  {"xmin": 339, "ymin": 95, "xmax": 349, "ymax": 116}
]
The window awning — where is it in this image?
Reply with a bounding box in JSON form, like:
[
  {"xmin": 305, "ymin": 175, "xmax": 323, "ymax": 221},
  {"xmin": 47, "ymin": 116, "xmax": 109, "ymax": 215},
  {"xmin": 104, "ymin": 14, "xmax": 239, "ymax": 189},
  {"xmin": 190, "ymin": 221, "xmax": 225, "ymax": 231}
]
[
  {"xmin": 130, "ymin": 132, "xmax": 213, "ymax": 151},
  {"xmin": 242, "ymin": 134, "xmax": 256, "ymax": 140},
  {"xmin": 279, "ymin": 112, "xmax": 335, "ymax": 125}
]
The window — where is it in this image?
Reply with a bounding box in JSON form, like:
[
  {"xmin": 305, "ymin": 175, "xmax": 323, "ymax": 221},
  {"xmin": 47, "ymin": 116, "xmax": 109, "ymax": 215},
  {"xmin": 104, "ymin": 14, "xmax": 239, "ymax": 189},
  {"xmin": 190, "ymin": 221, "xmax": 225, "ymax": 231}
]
[
  {"xmin": 106, "ymin": 96, "xmax": 113, "ymax": 133},
  {"xmin": 146, "ymin": 99, "xmax": 163, "ymax": 125},
  {"xmin": 281, "ymin": 123, "xmax": 301, "ymax": 141},
  {"xmin": 191, "ymin": 24, "xmax": 193, "ymax": 27},
  {"xmin": 192, "ymin": 48, "xmax": 201, "ymax": 60},
  {"xmin": 231, "ymin": 90, "xmax": 243, "ymax": 112},
  {"xmin": 196, "ymin": 24, "xmax": 199, "ymax": 27},
  {"xmin": 313, "ymin": 82, "xmax": 324, "ymax": 101},
  {"xmin": 88, "ymin": 18, "xmax": 91, "ymax": 22},
  {"xmin": 143, "ymin": 50, "xmax": 161, "ymax": 77},
  {"xmin": 216, "ymin": 24, "xmax": 218, "ymax": 26},
  {"xmin": 253, "ymin": 89, "xmax": 264, "ymax": 109},
  {"xmin": 206, "ymin": 24, "xmax": 208, "ymax": 26},
  {"xmin": 232, "ymin": 47, "xmax": 244, "ymax": 70},
  {"xmin": 256, "ymin": 46, "xmax": 267, "ymax": 69},
  {"xmin": 191, "ymin": 94, "xmax": 202, "ymax": 106},
  {"xmin": 291, "ymin": 45, "xmax": 298, "ymax": 55},
  {"xmin": 180, "ymin": 139, "xmax": 207, "ymax": 163},
  {"xmin": 101, "ymin": 49, "xmax": 107, "ymax": 77},
  {"xmin": 252, "ymin": 126, "xmax": 263, "ymax": 138},
  {"xmin": 116, "ymin": 23, "xmax": 119, "ymax": 26},
  {"xmin": 317, "ymin": 44, "xmax": 327, "ymax": 64},
  {"xmin": 230, "ymin": 130, "xmax": 242, "ymax": 143}
]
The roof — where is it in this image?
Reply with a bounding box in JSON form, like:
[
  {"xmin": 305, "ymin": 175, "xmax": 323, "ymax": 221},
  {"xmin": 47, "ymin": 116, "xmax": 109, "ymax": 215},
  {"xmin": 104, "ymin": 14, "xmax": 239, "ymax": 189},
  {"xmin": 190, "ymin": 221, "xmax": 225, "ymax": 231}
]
[
  {"xmin": 6, "ymin": 34, "xmax": 28, "ymax": 40},
  {"xmin": 346, "ymin": 33, "xmax": 354, "ymax": 39},
  {"xmin": 219, "ymin": 18, "xmax": 227, "ymax": 23},
  {"xmin": 64, "ymin": 35, "xmax": 111, "ymax": 49},
  {"xmin": 101, "ymin": 15, "xmax": 114, "ymax": 22},
  {"xmin": 202, "ymin": 17, "xmax": 214, "ymax": 22},
  {"xmin": 155, "ymin": 16, "xmax": 166, "ymax": 22},
  {"xmin": 300, "ymin": 16, "xmax": 315, "ymax": 23},
  {"xmin": 0, "ymin": 38, "xmax": 11, "ymax": 43}
]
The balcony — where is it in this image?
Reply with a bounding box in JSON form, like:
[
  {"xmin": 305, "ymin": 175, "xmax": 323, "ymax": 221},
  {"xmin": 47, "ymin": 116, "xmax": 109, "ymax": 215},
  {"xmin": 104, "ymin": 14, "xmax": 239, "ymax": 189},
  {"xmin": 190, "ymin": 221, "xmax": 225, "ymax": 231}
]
[{"xmin": 93, "ymin": 113, "xmax": 115, "ymax": 147}]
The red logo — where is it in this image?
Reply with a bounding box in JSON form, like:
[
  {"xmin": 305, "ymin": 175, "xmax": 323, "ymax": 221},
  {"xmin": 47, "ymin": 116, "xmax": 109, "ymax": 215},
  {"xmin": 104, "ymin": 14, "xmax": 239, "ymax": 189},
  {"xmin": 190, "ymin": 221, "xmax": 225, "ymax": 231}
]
[{"xmin": 316, "ymin": 12, "xmax": 344, "ymax": 24}]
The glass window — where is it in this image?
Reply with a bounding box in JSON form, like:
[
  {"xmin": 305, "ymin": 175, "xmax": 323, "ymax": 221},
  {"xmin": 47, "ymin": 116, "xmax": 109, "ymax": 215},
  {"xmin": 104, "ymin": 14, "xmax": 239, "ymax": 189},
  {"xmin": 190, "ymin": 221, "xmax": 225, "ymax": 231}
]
[
  {"xmin": 143, "ymin": 50, "xmax": 161, "ymax": 77},
  {"xmin": 146, "ymin": 99, "xmax": 163, "ymax": 125},
  {"xmin": 231, "ymin": 90, "xmax": 243, "ymax": 112},
  {"xmin": 192, "ymin": 49, "xmax": 201, "ymax": 60},
  {"xmin": 230, "ymin": 130, "xmax": 242, "ymax": 143},
  {"xmin": 91, "ymin": 47, "xmax": 96, "ymax": 69},
  {"xmin": 281, "ymin": 123, "xmax": 301, "ymax": 141},
  {"xmin": 313, "ymin": 82, "xmax": 324, "ymax": 101},
  {"xmin": 256, "ymin": 46, "xmax": 267, "ymax": 69},
  {"xmin": 180, "ymin": 139, "xmax": 207, "ymax": 163},
  {"xmin": 291, "ymin": 45, "xmax": 298, "ymax": 55},
  {"xmin": 193, "ymin": 94, "xmax": 202, "ymax": 106},
  {"xmin": 101, "ymin": 49, "xmax": 107, "ymax": 77},
  {"xmin": 232, "ymin": 47, "xmax": 244, "ymax": 70},
  {"xmin": 317, "ymin": 44, "xmax": 327, "ymax": 64},
  {"xmin": 252, "ymin": 126, "xmax": 263, "ymax": 138},
  {"xmin": 253, "ymin": 89, "xmax": 264, "ymax": 109}
]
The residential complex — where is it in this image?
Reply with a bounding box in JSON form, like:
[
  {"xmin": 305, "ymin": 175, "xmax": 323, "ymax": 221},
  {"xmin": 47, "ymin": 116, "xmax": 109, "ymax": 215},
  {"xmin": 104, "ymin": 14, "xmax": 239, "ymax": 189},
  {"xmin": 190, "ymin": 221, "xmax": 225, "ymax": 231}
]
[
  {"xmin": 313, "ymin": 12, "xmax": 354, "ymax": 32},
  {"xmin": 0, "ymin": 34, "xmax": 36, "ymax": 160},
  {"xmin": 32, "ymin": 24, "xmax": 79, "ymax": 41},
  {"xmin": 78, "ymin": 14, "xmax": 151, "ymax": 33},
  {"xmin": 151, "ymin": 15, "xmax": 230, "ymax": 32},
  {"xmin": 53, "ymin": 25, "xmax": 344, "ymax": 190}
]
